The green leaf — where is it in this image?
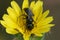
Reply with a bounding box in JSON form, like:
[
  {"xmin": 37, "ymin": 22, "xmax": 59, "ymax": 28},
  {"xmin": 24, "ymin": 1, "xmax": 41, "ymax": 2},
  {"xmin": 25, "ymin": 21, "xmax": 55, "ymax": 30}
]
[{"xmin": 30, "ymin": 34, "xmax": 45, "ymax": 40}]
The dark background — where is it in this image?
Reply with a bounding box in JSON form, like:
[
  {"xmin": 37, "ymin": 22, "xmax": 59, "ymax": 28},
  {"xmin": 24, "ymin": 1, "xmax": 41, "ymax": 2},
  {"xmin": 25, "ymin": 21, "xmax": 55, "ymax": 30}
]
[{"xmin": 0, "ymin": 0, "xmax": 60, "ymax": 40}]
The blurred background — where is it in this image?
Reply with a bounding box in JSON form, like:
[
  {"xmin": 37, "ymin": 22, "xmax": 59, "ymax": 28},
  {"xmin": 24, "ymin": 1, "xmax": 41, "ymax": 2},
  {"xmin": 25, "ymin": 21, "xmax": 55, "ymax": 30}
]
[{"xmin": 0, "ymin": 0, "xmax": 60, "ymax": 40}]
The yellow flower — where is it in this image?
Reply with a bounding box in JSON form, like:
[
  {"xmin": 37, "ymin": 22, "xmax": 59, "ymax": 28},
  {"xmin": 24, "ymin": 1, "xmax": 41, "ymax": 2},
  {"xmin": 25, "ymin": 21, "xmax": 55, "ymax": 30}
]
[{"xmin": 0, "ymin": 0, "xmax": 55, "ymax": 40}]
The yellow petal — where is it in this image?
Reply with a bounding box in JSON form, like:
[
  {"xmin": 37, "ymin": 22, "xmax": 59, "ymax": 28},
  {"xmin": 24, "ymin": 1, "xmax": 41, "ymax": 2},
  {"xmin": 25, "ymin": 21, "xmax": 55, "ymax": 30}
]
[
  {"xmin": 32, "ymin": 24, "xmax": 54, "ymax": 37},
  {"xmin": 30, "ymin": 1, "xmax": 35, "ymax": 10},
  {"xmin": 33, "ymin": 32, "xmax": 43, "ymax": 37},
  {"xmin": 6, "ymin": 28, "xmax": 18, "ymax": 34},
  {"xmin": 32, "ymin": 27, "xmax": 43, "ymax": 37},
  {"xmin": 22, "ymin": 0, "xmax": 29, "ymax": 9},
  {"xmin": 37, "ymin": 24, "xmax": 55, "ymax": 29},
  {"xmin": 39, "ymin": 28, "xmax": 51, "ymax": 33},
  {"xmin": 37, "ymin": 10, "xmax": 49, "ymax": 23},
  {"xmin": 23, "ymin": 32, "xmax": 31, "ymax": 40},
  {"xmin": 35, "ymin": 33, "xmax": 43, "ymax": 37},
  {"xmin": 32, "ymin": 27, "xmax": 50, "ymax": 37},
  {"xmin": 36, "ymin": 11, "xmax": 43, "ymax": 23},
  {"xmin": 41, "ymin": 10, "xmax": 50, "ymax": 19},
  {"xmin": 7, "ymin": 7, "xmax": 17, "ymax": 22},
  {"xmin": 2, "ymin": 14, "xmax": 19, "ymax": 28},
  {"xmin": 32, "ymin": 1, "xmax": 43, "ymax": 21},
  {"xmin": 33, "ymin": 27, "xmax": 50, "ymax": 34},
  {"xmin": 37, "ymin": 16, "xmax": 54, "ymax": 26},
  {"xmin": 11, "ymin": 1, "xmax": 22, "ymax": 16},
  {"xmin": 16, "ymin": 27, "xmax": 24, "ymax": 34},
  {"xmin": 1, "ymin": 20, "xmax": 8, "ymax": 28}
]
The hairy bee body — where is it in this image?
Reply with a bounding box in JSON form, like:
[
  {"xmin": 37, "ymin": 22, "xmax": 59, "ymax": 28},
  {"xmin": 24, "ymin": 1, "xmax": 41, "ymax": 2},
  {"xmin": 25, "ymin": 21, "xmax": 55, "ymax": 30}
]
[{"xmin": 24, "ymin": 8, "xmax": 34, "ymax": 30}]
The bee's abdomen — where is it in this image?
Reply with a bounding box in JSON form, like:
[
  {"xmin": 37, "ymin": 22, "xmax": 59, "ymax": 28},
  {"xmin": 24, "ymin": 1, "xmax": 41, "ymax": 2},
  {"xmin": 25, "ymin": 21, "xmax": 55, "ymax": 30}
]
[
  {"xmin": 26, "ymin": 17, "xmax": 34, "ymax": 30},
  {"xmin": 27, "ymin": 23, "xmax": 34, "ymax": 30}
]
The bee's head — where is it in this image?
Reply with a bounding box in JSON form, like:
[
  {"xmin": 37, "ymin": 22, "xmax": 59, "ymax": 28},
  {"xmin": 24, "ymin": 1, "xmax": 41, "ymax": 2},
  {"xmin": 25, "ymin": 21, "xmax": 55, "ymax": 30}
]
[
  {"xmin": 24, "ymin": 8, "xmax": 29, "ymax": 14},
  {"xmin": 24, "ymin": 8, "xmax": 34, "ymax": 16}
]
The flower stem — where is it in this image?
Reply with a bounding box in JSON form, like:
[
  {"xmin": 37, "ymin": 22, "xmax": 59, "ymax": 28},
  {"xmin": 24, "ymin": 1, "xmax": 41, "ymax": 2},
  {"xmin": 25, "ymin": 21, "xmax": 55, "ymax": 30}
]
[{"xmin": 15, "ymin": 33, "xmax": 23, "ymax": 40}]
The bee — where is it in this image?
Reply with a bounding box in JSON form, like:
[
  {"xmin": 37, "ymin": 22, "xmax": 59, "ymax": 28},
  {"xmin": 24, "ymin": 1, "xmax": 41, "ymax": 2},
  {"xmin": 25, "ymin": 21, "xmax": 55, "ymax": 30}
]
[{"xmin": 24, "ymin": 8, "xmax": 34, "ymax": 30}]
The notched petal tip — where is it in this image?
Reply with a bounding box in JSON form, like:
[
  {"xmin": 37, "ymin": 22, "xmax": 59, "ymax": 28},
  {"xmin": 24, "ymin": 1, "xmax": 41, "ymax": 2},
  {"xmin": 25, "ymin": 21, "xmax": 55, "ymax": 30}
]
[
  {"xmin": 2, "ymin": 14, "xmax": 8, "ymax": 20},
  {"xmin": 48, "ymin": 16, "xmax": 54, "ymax": 22},
  {"xmin": 2, "ymin": 14, "xmax": 19, "ymax": 29},
  {"xmin": 45, "ymin": 10, "xmax": 50, "ymax": 14},
  {"xmin": 11, "ymin": 1, "xmax": 17, "ymax": 6},
  {"xmin": 36, "ymin": 0, "xmax": 43, "ymax": 6},
  {"xmin": 50, "ymin": 24, "xmax": 55, "ymax": 27},
  {"xmin": 42, "ymin": 10, "xmax": 50, "ymax": 18},
  {"xmin": 32, "ymin": 0, "xmax": 43, "ymax": 21},
  {"xmin": 11, "ymin": 1, "xmax": 21, "ymax": 16},
  {"xmin": 0, "ymin": 20, "xmax": 8, "ymax": 28},
  {"xmin": 22, "ymin": 0, "xmax": 29, "ymax": 9},
  {"xmin": 7, "ymin": 7, "xmax": 12, "ymax": 12},
  {"xmin": 7, "ymin": 7, "xmax": 18, "ymax": 22},
  {"xmin": 30, "ymin": 1, "xmax": 35, "ymax": 10},
  {"xmin": 0, "ymin": 20, "xmax": 2, "ymax": 23},
  {"xmin": 42, "ymin": 16, "xmax": 54, "ymax": 25}
]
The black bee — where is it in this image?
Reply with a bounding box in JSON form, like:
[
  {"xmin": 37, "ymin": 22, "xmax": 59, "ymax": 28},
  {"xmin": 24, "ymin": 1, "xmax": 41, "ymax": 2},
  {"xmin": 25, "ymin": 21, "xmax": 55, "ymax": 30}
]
[{"xmin": 24, "ymin": 8, "xmax": 34, "ymax": 30}]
